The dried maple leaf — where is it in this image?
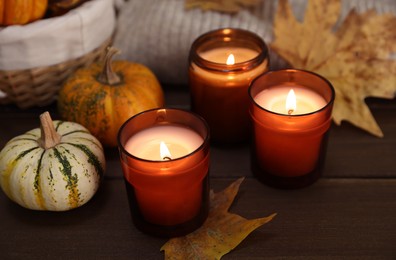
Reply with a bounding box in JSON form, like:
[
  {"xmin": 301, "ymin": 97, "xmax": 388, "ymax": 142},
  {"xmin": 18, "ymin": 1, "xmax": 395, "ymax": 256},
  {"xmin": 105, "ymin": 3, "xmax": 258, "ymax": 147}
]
[
  {"xmin": 271, "ymin": 0, "xmax": 396, "ymax": 137},
  {"xmin": 161, "ymin": 178, "xmax": 276, "ymax": 259},
  {"xmin": 185, "ymin": 0, "xmax": 260, "ymax": 13}
]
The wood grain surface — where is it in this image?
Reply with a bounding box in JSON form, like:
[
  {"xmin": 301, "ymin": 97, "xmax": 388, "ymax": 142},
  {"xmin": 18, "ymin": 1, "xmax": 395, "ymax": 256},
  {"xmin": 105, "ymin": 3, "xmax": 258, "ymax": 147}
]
[{"xmin": 0, "ymin": 87, "xmax": 395, "ymax": 259}]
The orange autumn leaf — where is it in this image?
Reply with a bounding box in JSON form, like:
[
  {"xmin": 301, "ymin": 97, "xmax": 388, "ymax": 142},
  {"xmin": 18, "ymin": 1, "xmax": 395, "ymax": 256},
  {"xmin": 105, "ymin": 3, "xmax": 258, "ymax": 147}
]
[
  {"xmin": 161, "ymin": 178, "xmax": 276, "ymax": 259},
  {"xmin": 185, "ymin": 0, "xmax": 260, "ymax": 13},
  {"xmin": 271, "ymin": 0, "xmax": 396, "ymax": 137}
]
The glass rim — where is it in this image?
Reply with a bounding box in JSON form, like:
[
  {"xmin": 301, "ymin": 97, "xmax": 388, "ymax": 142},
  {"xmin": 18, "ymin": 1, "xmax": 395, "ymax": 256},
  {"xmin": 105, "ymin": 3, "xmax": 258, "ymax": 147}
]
[
  {"xmin": 118, "ymin": 107, "xmax": 210, "ymax": 163},
  {"xmin": 189, "ymin": 27, "xmax": 269, "ymax": 72},
  {"xmin": 248, "ymin": 69, "xmax": 336, "ymax": 117}
]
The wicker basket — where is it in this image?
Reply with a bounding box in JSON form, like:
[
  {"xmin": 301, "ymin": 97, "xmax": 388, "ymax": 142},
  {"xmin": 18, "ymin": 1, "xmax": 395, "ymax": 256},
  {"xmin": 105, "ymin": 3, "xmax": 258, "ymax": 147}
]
[{"xmin": 0, "ymin": 37, "xmax": 111, "ymax": 109}]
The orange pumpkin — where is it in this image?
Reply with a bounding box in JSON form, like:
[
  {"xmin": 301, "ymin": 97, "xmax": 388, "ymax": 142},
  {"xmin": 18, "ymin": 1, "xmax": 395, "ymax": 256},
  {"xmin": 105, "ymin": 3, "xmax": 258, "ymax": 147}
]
[
  {"xmin": 57, "ymin": 47, "xmax": 165, "ymax": 147},
  {"xmin": 0, "ymin": 0, "xmax": 48, "ymax": 25}
]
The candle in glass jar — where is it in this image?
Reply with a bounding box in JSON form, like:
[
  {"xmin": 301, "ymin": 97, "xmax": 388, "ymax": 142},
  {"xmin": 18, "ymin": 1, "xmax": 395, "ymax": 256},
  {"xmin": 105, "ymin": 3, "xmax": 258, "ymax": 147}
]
[
  {"xmin": 118, "ymin": 109, "xmax": 210, "ymax": 237},
  {"xmin": 249, "ymin": 69, "xmax": 335, "ymax": 189},
  {"xmin": 125, "ymin": 125, "xmax": 203, "ymax": 160},
  {"xmin": 190, "ymin": 47, "xmax": 266, "ymax": 86},
  {"xmin": 189, "ymin": 28, "xmax": 269, "ymax": 143},
  {"xmin": 199, "ymin": 47, "xmax": 258, "ymax": 65},
  {"xmin": 254, "ymin": 86, "xmax": 327, "ymax": 115},
  {"xmin": 124, "ymin": 125, "xmax": 204, "ymax": 226}
]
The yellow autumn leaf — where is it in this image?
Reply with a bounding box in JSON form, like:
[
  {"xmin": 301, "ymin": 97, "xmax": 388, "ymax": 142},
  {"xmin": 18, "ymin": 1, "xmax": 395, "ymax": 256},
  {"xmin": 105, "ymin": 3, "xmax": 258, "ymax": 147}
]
[
  {"xmin": 161, "ymin": 178, "xmax": 276, "ymax": 259},
  {"xmin": 271, "ymin": 0, "xmax": 396, "ymax": 137},
  {"xmin": 185, "ymin": 0, "xmax": 260, "ymax": 13}
]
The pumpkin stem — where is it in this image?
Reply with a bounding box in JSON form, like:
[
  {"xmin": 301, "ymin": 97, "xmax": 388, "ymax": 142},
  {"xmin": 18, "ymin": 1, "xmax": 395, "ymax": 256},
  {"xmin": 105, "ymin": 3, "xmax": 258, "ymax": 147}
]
[
  {"xmin": 98, "ymin": 46, "xmax": 121, "ymax": 85},
  {"xmin": 39, "ymin": 112, "xmax": 61, "ymax": 149}
]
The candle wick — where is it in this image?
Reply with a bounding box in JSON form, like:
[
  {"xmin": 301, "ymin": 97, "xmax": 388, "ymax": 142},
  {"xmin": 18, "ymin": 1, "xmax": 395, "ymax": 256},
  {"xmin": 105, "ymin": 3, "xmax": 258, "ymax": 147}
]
[
  {"xmin": 162, "ymin": 156, "xmax": 172, "ymax": 161},
  {"xmin": 288, "ymin": 109, "xmax": 294, "ymax": 115}
]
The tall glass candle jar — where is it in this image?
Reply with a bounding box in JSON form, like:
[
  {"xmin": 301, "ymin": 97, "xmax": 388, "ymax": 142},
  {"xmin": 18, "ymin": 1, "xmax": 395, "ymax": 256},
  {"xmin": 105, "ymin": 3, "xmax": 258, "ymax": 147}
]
[
  {"xmin": 189, "ymin": 28, "xmax": 269, "ymax": 144},
  {"xmin": 118, "ymin": 108, "xmax": 210, "ymax": 237},
  {"xmin": 249, "ymin": 69, "xmax": 335, "ymax": 189}
]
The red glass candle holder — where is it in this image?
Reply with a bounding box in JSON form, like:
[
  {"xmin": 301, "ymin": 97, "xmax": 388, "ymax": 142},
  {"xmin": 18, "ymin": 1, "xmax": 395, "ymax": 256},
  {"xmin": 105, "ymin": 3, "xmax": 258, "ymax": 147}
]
[
  {"xmin": 118, "ymin": 108, "xmax": 210, "ymax": 237},
  {"xmin": 249, "ymin": 69, "xmax": 335, "ymax": 189},
  {"xmin": 189, "ymin": 28, "xmax": 269, "ymax": 144}
]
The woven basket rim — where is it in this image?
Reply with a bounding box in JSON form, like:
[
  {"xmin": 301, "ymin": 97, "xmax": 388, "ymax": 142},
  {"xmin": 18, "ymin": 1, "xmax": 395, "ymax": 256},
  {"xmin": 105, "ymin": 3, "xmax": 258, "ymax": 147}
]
[{"xmin": 0, "ymin": 37, "xmax": 112, "ymax": 109}]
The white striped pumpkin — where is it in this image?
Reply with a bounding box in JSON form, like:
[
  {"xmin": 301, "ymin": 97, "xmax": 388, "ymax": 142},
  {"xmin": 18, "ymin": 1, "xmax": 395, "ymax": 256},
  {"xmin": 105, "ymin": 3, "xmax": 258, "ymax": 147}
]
[{"xmin": 0, "ymin": 112, "xmax": 105, "ymax": 211}]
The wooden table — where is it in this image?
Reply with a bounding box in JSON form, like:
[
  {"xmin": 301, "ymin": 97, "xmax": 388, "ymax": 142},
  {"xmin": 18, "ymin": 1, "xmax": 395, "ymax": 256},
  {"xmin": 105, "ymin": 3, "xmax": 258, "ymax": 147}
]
[{"xmin": 1, "ymin": 86, "xmax": 395, "ymax": 259}]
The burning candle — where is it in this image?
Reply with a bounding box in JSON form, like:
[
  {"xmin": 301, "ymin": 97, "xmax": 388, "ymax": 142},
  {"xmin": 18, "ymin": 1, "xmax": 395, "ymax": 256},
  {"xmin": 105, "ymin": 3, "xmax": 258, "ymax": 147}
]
[
  {"xmin": 118, "ymin": 108, "xmax": 210, "ymax": 237},
  {"xmin": 189, "ymin": 28, "xmax": 269, "ymax": 143},
  {"xmin": 125, "ymin": 125, "xmax": 203, "ymax": 160},
  {"xmin": 249, "ymin": 69, "xmax": 335, "ymax": 189},
  {"xmin": 255, "ymin": 86, "xmax": 327, "ymax": 115}
]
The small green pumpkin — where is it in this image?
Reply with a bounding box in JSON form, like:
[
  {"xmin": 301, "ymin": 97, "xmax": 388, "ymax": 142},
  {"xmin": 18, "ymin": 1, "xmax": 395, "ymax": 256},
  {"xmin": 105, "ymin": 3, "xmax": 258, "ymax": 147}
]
[{"xmin": 0, "ymin": 112, "xmax": 105, "ymax": 211}]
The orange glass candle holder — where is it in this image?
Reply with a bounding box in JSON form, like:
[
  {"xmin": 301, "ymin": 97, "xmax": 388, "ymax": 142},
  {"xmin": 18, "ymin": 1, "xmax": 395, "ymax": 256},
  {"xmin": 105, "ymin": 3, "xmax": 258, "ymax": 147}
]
[
  {"xmin": 249, "ymin": 69, "xmax": 335, "ymax": 189},
  {"xmin": 118, "ymin": 108, "xmax": 210, "ymax": 237},
  {"xmin": 189, "ymin": 28, "xmax": 269, "ymax": 144}
]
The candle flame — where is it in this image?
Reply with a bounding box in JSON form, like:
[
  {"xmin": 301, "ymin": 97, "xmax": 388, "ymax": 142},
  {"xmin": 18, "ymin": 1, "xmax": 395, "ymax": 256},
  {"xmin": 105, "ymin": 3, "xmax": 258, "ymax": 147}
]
[
  {"xmin": 160, "ymin": 141, "xmax": 172, "ymax": 160},
  {"xmin": 286, "ymin": 89, "xmax": 297, "ymax": 115},
  {"xmin": 226, "ymin": 54, "xmax": 235, "ymax": 65}
]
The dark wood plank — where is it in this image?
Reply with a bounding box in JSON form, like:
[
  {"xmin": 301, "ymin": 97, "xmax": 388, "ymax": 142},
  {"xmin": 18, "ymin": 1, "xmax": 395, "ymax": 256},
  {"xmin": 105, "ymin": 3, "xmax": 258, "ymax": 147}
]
[
  {"xmin": 325, "ymin": 97, "xmax": 396, "ymax": 178},
  {"xmin": 0, "ymin": 87, "xmax": 395, "ymax": 259},
  {"xmin": 1, "ymin": 178, "xmax": 395, "ymax": 259}
]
